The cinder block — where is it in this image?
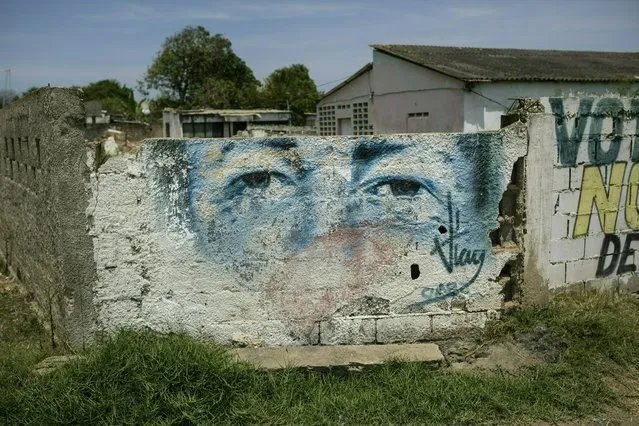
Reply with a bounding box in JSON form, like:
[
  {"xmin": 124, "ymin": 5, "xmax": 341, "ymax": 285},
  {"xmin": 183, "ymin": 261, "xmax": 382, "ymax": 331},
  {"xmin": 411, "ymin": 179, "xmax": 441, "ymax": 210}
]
[
  {"xmin": 582, "ymin": 213, "xmax": 603, "ymax": 235},
  {"xmin": 549, "ymin": 237, "xmax": 585, "ymax": 263},
  {"xmin": 570, "ymin": 166, "xmax": 583, "ymax": 191},
  {"xmin": 618, "ymin": 274, "xmax": 639, "ymax": 293},
  {"xmin": 565, "ymin": 258, "xmax": 599, "ymax": 283},
  {"xmin": 552, "ymin": 167, "xmax": 570, "ymax": 191},
  {"xmin": 618, "ymin": 136, "xmax": 632, "ymax": 162},
  {"xmin": 320, "ymin": 317, "xmax": 376, "ymax": 345},
  {"xmin": 556, "ymin": 191, "xmax": 580, "ymax": 215},
  {"xmin": 551, "ymin": 214, "xmax": 570, "ymax": 239},
  {"xmin": 431, "ymin": 312, "xmax": 486, "ymax": 338},
  {"xmin": 548, "ymin": 262, "xmax": 566, "ymax": 289},
  {"xmin": 576, "ymin": 140, "xmax": 590, "ymax": 165},
  {"xmin": 584, "ymin": 277, "xmax": 618, "ymax": 293},
  {"xmin": 376, "ymin": 315, "xmax": 432, "ymax": 344},
  {"xmin": 584, "ymin": 233, "xmax": 607, "ymax": 258}
]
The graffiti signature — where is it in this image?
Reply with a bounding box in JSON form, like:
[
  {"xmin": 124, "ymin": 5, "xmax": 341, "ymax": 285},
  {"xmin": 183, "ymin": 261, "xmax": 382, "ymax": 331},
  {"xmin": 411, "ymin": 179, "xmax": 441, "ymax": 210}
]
[{"xmin": 409, "ymin": 193, "xmax": 486, "ymax": 308}]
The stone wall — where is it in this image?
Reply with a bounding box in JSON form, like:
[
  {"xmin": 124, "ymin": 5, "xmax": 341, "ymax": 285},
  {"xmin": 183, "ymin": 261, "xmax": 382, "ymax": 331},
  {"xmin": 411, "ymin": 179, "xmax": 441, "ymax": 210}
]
[
  {"xmin": 89, "ymin": 128, "xmax": 527, "ymax": 346},
  {"xmin": 0, "ymin": 88, "xmax": 96, "ymax": 347},
  {"xmin": 526, "ymin": 96, "xmax": 639, "ymax": 296}
]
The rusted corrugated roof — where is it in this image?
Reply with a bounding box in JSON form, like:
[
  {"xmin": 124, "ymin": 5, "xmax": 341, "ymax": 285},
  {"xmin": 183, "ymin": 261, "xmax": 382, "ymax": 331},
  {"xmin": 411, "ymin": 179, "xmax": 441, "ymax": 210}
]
[{"xmin": 372, "ymin": 45, "xmax": 639, "ymax": 83}]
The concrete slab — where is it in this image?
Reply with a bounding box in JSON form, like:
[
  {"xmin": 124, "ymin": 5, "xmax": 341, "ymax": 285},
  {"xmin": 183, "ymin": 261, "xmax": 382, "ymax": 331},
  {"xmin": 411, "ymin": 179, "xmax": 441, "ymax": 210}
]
[{"xmin": 232, "ymin": 343, "xmax": 444, "ymax": 369}]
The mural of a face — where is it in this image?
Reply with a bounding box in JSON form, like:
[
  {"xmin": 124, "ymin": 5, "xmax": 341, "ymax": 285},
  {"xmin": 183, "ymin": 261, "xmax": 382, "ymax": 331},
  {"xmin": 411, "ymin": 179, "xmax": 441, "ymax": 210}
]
[{"xmin": 150, "ymin": 135, "xmax": 501, "ymax": 338}]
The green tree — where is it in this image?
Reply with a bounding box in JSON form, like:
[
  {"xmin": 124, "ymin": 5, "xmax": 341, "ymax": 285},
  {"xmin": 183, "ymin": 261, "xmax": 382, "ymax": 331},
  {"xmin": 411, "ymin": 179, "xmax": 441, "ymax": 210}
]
[
  {"xmin": 83, "ymin": 79, "xmax": 136, "ymax": 119},
  {"xmin": 261, "ymin": 64, "xmax": 319, "ymax": 126},
  {"xmin": 139, "ymin": 26, "xmax": 259, "ymax": 108},
  {"xmin": 22, "ymin": 87, "xmax": 40, "ymax": 97}
]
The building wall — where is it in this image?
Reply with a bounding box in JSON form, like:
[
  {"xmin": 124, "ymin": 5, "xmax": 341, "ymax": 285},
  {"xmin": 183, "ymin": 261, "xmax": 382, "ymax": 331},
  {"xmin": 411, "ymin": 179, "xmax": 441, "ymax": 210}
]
[
  {"xmin": 525, "ymin": 96, "xmax": 639, "ymax": 296},
  {"xmin": 464, "ymin": 81, "xmax": 639, "ymax": 132},
  {"xmin": 90, "ymin": 129, "xmax": 527, "ymax": 346},
  {"xmin": 0, "ymin": 87, "xmax": 96, "ymax": 347},
  {"xmin": 317, "ymin": 70, "xmax": 373, "ymax": 136},
  {"xmin": 162, "ymin": 110, "xmax": 182, "ymax": 137},
  {"xmin": 85, "ymin": 121, "xmax": 154, "ymax": 143},
  {"xmin": 371, "ymin": 51, "xmax": 465, "ymax": 133}
]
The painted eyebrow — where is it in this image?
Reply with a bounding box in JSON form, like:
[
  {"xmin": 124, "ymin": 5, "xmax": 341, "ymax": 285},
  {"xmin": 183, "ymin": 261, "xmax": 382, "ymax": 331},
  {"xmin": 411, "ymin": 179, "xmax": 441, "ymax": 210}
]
[{"xmin": 352, "ymin": 142, "xmax": 406, "ymax": 163}]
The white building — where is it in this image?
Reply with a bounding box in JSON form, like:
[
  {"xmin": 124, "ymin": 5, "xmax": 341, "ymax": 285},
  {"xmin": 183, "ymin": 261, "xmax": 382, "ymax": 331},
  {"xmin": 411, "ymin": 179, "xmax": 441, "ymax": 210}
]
[
  {"xmin": 317, "ymin": 45, "xmax": 639, "ymax": 135},
  {"xmin": 163, "ymin": 108, "xmax": 291, "ymax": 138}
]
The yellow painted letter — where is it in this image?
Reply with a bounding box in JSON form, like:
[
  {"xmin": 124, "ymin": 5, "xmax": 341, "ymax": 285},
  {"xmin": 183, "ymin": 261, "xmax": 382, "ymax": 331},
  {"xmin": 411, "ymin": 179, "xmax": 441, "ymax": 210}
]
[
  {"xmin": 626, "ymin": 162, "xmax": 639, "ymax": 230},
  {"xmin": 573, "ymin": 162, "xmax": 626, "ymax": 237}
]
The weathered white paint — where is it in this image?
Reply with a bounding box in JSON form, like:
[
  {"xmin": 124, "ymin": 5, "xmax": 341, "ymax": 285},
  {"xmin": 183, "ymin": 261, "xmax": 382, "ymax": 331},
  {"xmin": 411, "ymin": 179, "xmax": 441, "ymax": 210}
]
[
  {"xmin": 320, "ymin": 67, "xmax": 372, "ymax": 105},
  {"xmin": 371, "ymin": 51, "xmax": 465, "ymax": 133},
  {"xmin": 89, "ymin": 129, "xmax": 527, "ymax": 346},
  {"xmin": 527, "ymin": 96, "xmax": 639, "ymax": 294}
]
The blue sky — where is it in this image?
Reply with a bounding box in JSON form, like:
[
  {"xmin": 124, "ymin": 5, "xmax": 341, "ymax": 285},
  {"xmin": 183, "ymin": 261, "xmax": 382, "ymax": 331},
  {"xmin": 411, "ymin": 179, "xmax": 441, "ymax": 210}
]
[{"xmin": 1, "ymin": 0, "xmax": 637, "ymax": 99}]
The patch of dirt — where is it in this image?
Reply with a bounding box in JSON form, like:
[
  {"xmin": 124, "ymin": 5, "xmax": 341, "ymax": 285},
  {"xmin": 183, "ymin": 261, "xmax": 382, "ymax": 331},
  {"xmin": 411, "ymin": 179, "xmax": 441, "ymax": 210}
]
[
  {"xmin": 515, "ymin": 325, "xmax": 568, "ymax": 363},
  {"xmin": 439, "ymin": 339, "xmax": 543, "ymax": 371}
]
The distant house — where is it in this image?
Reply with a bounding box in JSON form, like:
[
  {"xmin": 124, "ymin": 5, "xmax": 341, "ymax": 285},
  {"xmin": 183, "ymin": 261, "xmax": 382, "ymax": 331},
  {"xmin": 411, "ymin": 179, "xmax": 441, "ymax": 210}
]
[
  {"xmin": 85, "ymin": 100, "xmax": 110, "ymax": 124},
  {"xmin": 317, "ymin": 45, "xmax": 639, "ymax": 135},
  {"xmin": 162, "ymin": 108, "xmax": 292, "ymax": 138}
]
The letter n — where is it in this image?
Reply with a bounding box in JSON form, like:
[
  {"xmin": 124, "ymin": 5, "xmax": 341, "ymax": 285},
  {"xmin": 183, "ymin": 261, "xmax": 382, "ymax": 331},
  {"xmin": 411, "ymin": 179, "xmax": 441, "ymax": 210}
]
[{"xmin": 573, "ymin": 162, "xmax": 626, "ymax": 237}]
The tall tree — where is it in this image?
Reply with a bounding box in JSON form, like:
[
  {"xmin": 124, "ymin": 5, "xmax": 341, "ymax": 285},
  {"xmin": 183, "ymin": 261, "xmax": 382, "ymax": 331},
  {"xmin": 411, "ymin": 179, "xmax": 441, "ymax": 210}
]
[
  {"xmin": 139, "ymin": 26, "xmax": 259, "ymax": 108},
  {"xmin": 83, "ymin": 79, "xmax": 136, "ymax": 119},
  {"xmin": 261, "ymin": 64, "xmax": 319, "ymax": 126}
]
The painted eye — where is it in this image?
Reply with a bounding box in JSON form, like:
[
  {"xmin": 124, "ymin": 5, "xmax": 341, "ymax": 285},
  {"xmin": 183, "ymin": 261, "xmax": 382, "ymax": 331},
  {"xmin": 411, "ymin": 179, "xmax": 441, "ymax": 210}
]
[
  {"xmin": 240, "ymin": 171, "xmax": 271, "ymax": 189},
  {"xmin": 364, "ymin": 177, "xmax": 429, "ymax": 198},
  {"xmin": 388, "ymin": 180, "xmax": 421, "ymax": 197},
  {"xmin": 227, "ymin": 170, "xmax": 294, "ymax": 198}
]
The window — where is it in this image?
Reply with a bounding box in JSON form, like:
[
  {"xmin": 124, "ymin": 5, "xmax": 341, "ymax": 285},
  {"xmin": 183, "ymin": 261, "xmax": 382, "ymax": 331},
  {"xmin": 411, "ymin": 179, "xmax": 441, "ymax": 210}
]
[{"xmin": 407, "ymin": 112, "xmax": 431, "ymax": 133}]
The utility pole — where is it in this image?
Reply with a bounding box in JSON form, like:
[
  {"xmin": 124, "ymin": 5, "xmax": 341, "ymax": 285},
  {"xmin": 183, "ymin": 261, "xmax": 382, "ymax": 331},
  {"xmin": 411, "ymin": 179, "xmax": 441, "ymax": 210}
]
[{"xmin": 3, "ymin": 69, "xmax": 11, "ymax": 107}]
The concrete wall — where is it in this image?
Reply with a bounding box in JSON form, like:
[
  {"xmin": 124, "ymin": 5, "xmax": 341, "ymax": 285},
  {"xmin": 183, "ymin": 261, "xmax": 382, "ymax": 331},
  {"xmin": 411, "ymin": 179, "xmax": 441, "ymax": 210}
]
[
  {"xmin": 526, "ymin": 96, "xmax": 639, "ymax": 297},
  {"xmin": 371, "ymin": 51, "xmax": 465, "ymax": 133},
  {"xmin": 321, "ymin": 69, "xmax": 372, "ymax": 105},
  {"xmin": 464, "ymin": 81, "xmax": 639, "ymax": 132},
  {"xmin": 85, "ymin": 121, "xmax": 154, "ymax": 143},
  {"xmin": 0, "ymin": 88, "xmax": 96, "ymax": 347},
  {"xmin": 90, "ymin": 128, "xmax": 527, "ymax": 346}
]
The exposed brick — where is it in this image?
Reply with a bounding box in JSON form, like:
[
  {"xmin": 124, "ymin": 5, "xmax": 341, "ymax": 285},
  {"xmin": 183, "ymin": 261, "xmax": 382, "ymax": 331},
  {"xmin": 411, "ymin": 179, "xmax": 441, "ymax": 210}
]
[
  {"xmin": 320, "ymin": 317, "xmax": 376, "ymax": 345},
  {"xmin": 565, "ymin": 258, "xmax": 599, "ymax": 283},
  {"xmin": 376, "ymin": 315, "xmax": 432, "ymax": 344},
  {"xmin": 584, "ymin": 277, "xmax": 618, "ymax": 293},
  {"xmin": 548, "ymin": 262, "xmax": 566, "ymax": 289},
  {"xmin": 431, "ymin": 312, "xmax": 486, "ymax": 339},
  {"xmin": 619, "ymin": 274, "xmax": 639, "ymax": 293},
  {"xmin": 584, "ymin": 233, "xmax": 607, "ymax": 258},
  {"xmin": 551, "ymin": 214, "xmax": 570, "ymax": 239},
  {"xmin": 549, "ymin": 237, "xmax": 585, "ymax": 263},
  {"xmin": 552, "ymin": 167, "xmax": 570, "ymax": 192},
  {"xmin": 570, "ymin": 165, "xmax": 583, "ymax": 190},
  {"xmin": 556, "ymin": 190, "xmax": 580, "ymax": 215}
]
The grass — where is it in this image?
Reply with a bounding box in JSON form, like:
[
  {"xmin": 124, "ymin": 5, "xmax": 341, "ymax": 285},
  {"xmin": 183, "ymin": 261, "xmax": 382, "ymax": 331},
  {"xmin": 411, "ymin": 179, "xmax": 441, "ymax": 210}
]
[{"xmin": 1, "ymin": 285, "xmax": 638, "ymax": 425}]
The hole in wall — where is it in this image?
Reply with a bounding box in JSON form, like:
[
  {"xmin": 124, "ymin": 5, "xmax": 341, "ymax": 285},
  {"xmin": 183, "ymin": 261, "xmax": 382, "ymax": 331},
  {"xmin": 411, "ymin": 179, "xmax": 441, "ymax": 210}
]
[
  {"xmin": 410, "ymin": 264, "xmax": 420, "ymax": 280},
  {"xmin": 438, "ymin": 225, "xmax": 447, "ymax": 234},
  {"xmin": 498, "ymin": 260, "xmax": 517, "ymax": 303}
]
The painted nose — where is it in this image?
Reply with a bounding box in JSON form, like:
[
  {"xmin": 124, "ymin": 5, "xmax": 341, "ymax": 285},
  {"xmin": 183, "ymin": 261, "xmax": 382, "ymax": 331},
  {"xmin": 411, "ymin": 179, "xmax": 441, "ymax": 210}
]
[{"xmin": 304, "ymin": 169, "xmax": 352, "ymax": 238}]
